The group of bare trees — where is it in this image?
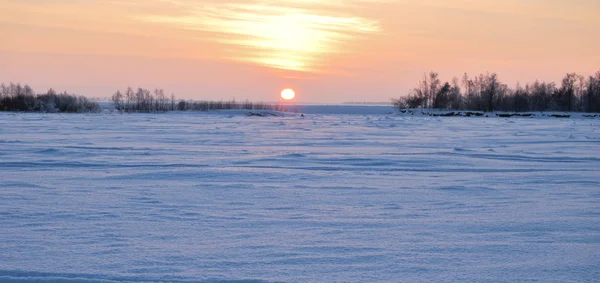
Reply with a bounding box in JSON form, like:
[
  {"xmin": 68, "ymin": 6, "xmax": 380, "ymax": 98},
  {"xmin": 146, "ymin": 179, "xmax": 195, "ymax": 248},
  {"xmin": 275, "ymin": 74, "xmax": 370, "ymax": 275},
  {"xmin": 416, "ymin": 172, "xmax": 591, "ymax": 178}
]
[
  {"xmin": 394, "ymin": 71, "xmax": 600, "ymax": 112},
  {"xmin": 176, "ymin": 99, "xmax": 287, "ymax": 112},
  {"xmin": 111, "ymin": 87, "xmax": 285, "ymax": 112},
  {"xmin": 6, "ymin": 72, "xmax": 599, "ymax": 114},
  {"xmin": 111, "ymin": 87, "xmax": 175, "ymax": 112},
  {"xmin": 0, "ymin": 83, "xmax": 99, "ymax": 113}
]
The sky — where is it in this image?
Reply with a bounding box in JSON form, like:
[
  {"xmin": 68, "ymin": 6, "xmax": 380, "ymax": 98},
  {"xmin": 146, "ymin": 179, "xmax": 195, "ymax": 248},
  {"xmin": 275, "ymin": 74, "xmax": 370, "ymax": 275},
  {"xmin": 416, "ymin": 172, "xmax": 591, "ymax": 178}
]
[{"xmin": 1, "ymin": 0, "xmax": 599, "ymax": 103}]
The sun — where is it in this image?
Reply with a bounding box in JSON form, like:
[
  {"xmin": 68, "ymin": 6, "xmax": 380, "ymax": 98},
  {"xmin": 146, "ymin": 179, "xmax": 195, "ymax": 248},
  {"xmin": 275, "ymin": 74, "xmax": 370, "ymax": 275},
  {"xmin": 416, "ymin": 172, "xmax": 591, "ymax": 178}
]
[{"xmin": 281, "ymin": 88, "xmax": 296, "ymax": 100}]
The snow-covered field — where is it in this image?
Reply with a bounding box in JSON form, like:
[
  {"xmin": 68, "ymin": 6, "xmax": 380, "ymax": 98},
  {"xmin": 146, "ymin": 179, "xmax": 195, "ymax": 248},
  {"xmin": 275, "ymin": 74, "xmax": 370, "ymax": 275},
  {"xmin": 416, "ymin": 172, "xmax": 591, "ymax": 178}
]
[{"xmin": 1, "ymin": 109, "xmax": 599, "ymax": 282}]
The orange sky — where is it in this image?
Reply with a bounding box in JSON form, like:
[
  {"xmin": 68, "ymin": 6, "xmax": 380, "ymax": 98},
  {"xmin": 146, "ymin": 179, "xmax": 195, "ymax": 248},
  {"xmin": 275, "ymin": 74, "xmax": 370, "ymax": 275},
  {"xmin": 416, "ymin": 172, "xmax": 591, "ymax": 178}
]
[{"xmin": 1, "ymin": 0, "xmax": 599, "ymax": 103}]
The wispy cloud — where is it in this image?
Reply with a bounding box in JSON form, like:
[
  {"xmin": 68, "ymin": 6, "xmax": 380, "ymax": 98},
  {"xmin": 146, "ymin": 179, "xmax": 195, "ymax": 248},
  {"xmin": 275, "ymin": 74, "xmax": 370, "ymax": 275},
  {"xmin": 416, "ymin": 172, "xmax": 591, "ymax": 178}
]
[{"xmin": 136, "ymin": 0, "xmax": 385, "ymax": 72}]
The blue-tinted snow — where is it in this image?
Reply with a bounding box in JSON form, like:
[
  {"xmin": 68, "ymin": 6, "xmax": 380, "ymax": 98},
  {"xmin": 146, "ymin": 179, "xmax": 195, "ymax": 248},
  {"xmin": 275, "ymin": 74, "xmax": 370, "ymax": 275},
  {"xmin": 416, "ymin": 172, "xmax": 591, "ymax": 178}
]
[{"xmin": 0, "ymin": 110, "xmax": 599, "ymax": 282}]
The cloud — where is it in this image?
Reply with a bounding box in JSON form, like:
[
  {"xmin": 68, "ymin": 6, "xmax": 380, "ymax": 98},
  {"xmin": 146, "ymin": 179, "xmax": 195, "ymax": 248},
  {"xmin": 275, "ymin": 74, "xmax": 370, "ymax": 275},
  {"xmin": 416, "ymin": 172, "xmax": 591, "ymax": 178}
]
[{"xmin": 136, "ymin": 0, "xmax": 385, "ymax": 72}]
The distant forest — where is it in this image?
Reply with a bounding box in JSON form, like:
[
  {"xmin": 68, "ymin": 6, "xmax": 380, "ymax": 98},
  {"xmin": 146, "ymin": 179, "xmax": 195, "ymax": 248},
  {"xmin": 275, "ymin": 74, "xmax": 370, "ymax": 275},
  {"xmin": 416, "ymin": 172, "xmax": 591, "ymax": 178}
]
[
  {"xmin": 393, "ymin": 71, "xmax": 600, "ymax": 112},
  {"xmin": 3, "ymin": 70, "xmax": 600, "ymax": 114},
  {"xmin": 0, "ymin": 83, "xmax": 99, "ymax": 113},
  {"xmin": 0, "ymin": 83, "xmax": 284, "ymax": 113},
  {"xmin": 110, "ymin": 87, "xmax": 286, "ymax": 112}
]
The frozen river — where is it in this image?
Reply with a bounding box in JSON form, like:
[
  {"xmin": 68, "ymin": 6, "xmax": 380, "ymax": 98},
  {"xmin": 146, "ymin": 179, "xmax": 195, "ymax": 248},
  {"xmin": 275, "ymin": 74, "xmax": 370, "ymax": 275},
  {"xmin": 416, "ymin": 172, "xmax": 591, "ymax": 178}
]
[{"xmin": 1, "ymin": 111, "xmax": 599, "ymax": 282}]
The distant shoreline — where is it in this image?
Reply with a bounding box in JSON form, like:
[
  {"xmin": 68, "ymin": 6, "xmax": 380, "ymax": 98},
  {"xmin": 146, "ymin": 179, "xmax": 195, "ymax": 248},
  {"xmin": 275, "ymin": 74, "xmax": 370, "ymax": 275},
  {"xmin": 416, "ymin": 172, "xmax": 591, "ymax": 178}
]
[
  {"xmin": 2, "ymin": 107, "xmax": 599, "ymax": 119},
  {"xmin": 397, "ymin": 109, "xmax": 600, "ymax": 119}
]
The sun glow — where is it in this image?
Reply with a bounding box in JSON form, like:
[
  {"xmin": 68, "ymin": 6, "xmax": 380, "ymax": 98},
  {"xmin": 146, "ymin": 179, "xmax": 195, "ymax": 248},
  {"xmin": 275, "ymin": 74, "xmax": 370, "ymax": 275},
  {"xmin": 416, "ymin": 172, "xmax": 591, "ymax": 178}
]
[
  {"xmin": 137, "ymin": 1, "xmax": 382, "ymax": 73},
  {"xmin": 281, "ymin": 88, "xmax": 296, "ymax": 100}
]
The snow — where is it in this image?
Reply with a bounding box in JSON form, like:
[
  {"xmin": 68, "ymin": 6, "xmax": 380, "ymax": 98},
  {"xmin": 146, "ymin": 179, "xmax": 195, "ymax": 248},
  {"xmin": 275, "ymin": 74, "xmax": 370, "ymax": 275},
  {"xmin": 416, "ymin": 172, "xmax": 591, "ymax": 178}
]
[{"xmin": 1, "ymin": 109, "xmax": 599, "ymax": 282}]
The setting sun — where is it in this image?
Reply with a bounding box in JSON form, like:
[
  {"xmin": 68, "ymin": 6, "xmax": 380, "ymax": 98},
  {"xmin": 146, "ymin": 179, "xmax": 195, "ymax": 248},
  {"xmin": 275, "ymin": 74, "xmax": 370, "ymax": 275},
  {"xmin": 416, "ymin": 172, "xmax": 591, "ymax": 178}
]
[{"xmin": 281, "ymin": 88, "xmax": 296, "ymax": 100}]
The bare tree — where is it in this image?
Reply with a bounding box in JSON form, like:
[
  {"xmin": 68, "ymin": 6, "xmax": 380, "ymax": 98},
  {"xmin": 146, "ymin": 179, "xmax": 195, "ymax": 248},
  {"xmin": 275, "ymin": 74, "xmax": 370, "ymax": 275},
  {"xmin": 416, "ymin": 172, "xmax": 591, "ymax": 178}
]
[
  {"xmin": 584, "ymin": 71, "xmax": 600, "ymax": 113},
  {"xmin": 557, "ymin": 73, "xmax": 578, "ymax": 112},
  {"xmin": 112, "ymin": 90, "xmax": 124, "ymax": 111},
  {"xmin": 449, "ymin": 77, "xmax": 462, "ymax": 109},
  {"xmin": 125, "ymin": 87, "xmax": 134, "ymax": 112}
]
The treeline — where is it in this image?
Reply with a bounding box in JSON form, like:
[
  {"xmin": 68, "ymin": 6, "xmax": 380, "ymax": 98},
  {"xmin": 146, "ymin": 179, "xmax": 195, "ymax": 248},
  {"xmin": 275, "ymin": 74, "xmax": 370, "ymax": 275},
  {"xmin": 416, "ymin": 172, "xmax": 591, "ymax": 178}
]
[
  {"xmin": 0, "ymin": 83, "xmax": 100, "ymax": 113},
  {"xmin": 394, "ymin": 71, "xmax": 600, "ymax": 112},
  {"xmin": 111, "ymin": 87, "xmax": 286, "ymax": 112},
  {"xmin": 175, "ymin": 99, "xmax": 287, "ymax": 112}
]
